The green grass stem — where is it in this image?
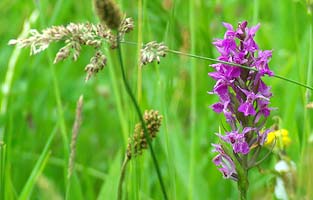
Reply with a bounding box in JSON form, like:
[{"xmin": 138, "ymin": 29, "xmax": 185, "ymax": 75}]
[
  {"xmin": 137, "ymin": 0, "xmax": 143, "ymax": 104},
  {"xmin": 107, "ymin": 49, "xmax": 129, "ymax": 144},
  {"xmin": 0, "ymin": 142, "xmax": 6, "ymax": 200},
  {"xmin": 0, "ymin": 10, "xmax": 38, "ymax": 200},
  {"xmin": 116, "ymin": 34, "xmax": 168, "ymax": 200},
  {"xmin": 188, "ymin": 0, "xmax": 197, "ymax": 199}
]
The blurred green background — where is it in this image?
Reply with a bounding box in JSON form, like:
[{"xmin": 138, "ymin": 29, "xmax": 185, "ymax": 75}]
[{"xmin": 0, "ymin": 0, "xmax": 312, "ymax": 199}]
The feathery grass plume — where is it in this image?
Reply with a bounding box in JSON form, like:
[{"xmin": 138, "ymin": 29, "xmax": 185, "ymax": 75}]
[
  {"xmin": 118, "ymin": 110, "xmax": 163, "ymax": 200},
  {"xmin": 93, "ymin": 0, "xmax": 122, "ymax": 30},
  {"xmin": 8, "ymin": 23, "xmax": 115, "ymax": 81},
  {"xmin": 9, "ymin": 23, "xmax": 112, "ymax": 57},
  {"xmin": 8, "ymin": 17, "xmax": 134, "ymax": 82},
  {"xmin": 68, "ymin": 95, "xmax": 84, "ymax": 180},
  {"xmin": 140, "ymin": 41, "xmax": 168, "ymax": 66},
  {"xmin": 84, "ymin": 50, "xmax": 107, "ymax": 81},
  {"xmin": 118, "ymin": 17, "xmax": 134, "ymax": 39}
]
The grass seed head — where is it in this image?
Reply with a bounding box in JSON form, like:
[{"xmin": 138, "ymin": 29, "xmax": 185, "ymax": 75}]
[
  {"xmin": 140, "ymin": 41, "xmax": 168, "ymax": 66},
  {"xmin": 94, "ymin": 0, "xmax": 122, "ymax": 30},
  {"xmin": 84, "ymin": 50, "xmax": 107, "ymax": 82}
]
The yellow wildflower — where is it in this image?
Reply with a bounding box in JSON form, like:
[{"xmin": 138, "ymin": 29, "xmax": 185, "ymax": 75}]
[
  {"xmin": 265, "ymin": 131, "xmax": 276, "ymax": 145},
  {"xmin": 265, "ymin": 129, "xmax": 291, "ymax": 148}
]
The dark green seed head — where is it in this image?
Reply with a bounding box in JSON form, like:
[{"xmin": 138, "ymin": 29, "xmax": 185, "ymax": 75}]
[{"xmin": 93, "ymin": 0, "xmax": 122, "ymax": 30}]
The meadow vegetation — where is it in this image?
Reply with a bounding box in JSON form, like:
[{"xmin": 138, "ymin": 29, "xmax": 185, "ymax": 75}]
[{"xmin": 0, "ymin": 0, "xmax": 312, "ymax": 199}]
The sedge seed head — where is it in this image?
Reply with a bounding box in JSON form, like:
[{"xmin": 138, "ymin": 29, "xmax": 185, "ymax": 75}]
[{"xmin": 126, "ymin": 110, "xmax": 163, "ymax": 159}]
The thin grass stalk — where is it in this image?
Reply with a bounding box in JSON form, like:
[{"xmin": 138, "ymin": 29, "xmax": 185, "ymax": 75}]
[
  {"xmin": 0, "ymin": 10, "xmax": 38, "ymax": 128},
  {"xmin": 120, "ymin": 41, "xmax": 313, "ymax": 91},
  {"xmin": 305, "ymin": 15, "xmax": 313, "ymax": 142},
  {"xmin": 2, "ymin": 107, "xmax": 14, "ymax": 199},
  {"xmin": 66, "ymin": 95, "xmax": 84, "ymax": 200},
  {"xmin": 0, "ymin": 11, "xmax": 38, "ymax": 200},
  {"xmin": 136, "ymin": 3, "xmax": 144, "ymax": 194},
  {"xmin": 18, "ymin": 151, "xmax": 107, "ymax": 180},
  {"xmin": 188, "ymin": 0, "xmax": 197, "ymax": 199},
  {"xmin": 165, "ymin": 49, "xmax": 313, "ymax": 91},
  {"xmin": 49, "ymin": 0, "xmax": 64, "ymax": 25},
  {"xmin": 107, "ymin": 49, "xmax": 129, "ymax": 144},
  {"xmin": 34, "ymin": 1, "xmax": 70, "ymax": 191},
  {"xmin": 117, "ymin": 155, "xmax": 129, "ymax": 200},
  {"xmin": 0, "ymin": 10, "xmax": 39, "ymax": 116},
  {"xmin": 306, "ymin": 14, "xmax": 313, "ymax": 198},
  {"xmin": 291, "ymin": 3, "xmax": 302, "ymax": 155},
  {"xmin": 48, "ymin": 56, "xmax": 69, "ymax": 184},
  {"xmin": 137, "ymin": 0, "xmax": 143, "ymax": 103},
  {"xmin": 116, "ymin": 33, "xmax": 168, "ymax": 200},
  {"xmin": 0, "ymin": 143, "xmax": 6, "ymax": 200},
  {"xmin": 253, "ymin": 0, "xmax": 259, "ymax": 24},
  {"xmin": 18, "ymin": 152, "xmax": 51, "ymax": 200},
  {"xmin": 161, "ymin": 2, "xmax": 178, "ymax": 197},
  {"xmin": 301, "ymin": 11, "xmax": 313, "ymax": 198}
]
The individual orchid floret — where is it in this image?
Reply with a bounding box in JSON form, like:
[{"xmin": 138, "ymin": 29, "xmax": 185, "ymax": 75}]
[
  {"xmin": 218, "ymin": 128, "xmax": 254, "ymax": 155},
  {"xmin": 237, "ymin": 88, "xmax": 269, "ymax": 116},
  {"xmin": 212, "ymin": 144, "xmax": 237, "ymax": 180},
  {"xmin": 254, "ymin": 50, "xmax": 274, "ymax": 76}
]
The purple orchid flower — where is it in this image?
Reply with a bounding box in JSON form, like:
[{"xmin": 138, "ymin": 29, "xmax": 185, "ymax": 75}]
[{"xmin": 209, "ymin": 21, "xmax": 274, "ymax": 180}]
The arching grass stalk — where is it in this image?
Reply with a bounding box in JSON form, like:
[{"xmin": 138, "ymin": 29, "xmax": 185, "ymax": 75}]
[
  {"xmin": 166, "ymin": 49, "xmax": 313, "ymax": 91},
  {"xmin": 120, "ymin": 40, "xmax": 313, "ymax": 91},
  {"xmin": 116, "ymin": 33, "xmax": 168, "ymax": 200}
]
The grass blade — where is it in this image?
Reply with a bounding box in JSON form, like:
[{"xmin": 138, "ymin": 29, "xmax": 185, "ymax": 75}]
[
  {"xmin": 0, "ymin": 142, "xmax": 6, "ymax": 200},
  {"xmin": 188, "ymin": 0, "xmax": 197, "ymax": 199},
  {"xmin": 18, "ymin": 125, "xmax": 57, "ymax": 200},
  {"xmin": 0, "ymin": 10, "xmax": 38, "ymax": 200}
]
